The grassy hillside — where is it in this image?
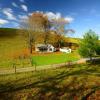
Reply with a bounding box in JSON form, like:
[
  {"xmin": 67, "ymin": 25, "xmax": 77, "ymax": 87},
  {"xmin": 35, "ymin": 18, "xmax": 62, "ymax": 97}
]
[
  {"xmin": 65, "ymin": 37, "xmax": 80, "ymax": 44},
  {"xmin": 0, "ymin": 28, "xmax": 18, "ymax": 37},
  {"xmin": 0, "ymin": 28, "xmax": 27, "ymax": 68},
  {"xmin": 0, "ymin": 64, "xmax": 100, "ymax": 100}
]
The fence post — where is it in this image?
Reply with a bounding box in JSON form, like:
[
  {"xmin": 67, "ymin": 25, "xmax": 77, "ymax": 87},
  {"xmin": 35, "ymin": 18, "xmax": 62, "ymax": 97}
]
[
  {"xmin": 15, "ymin": 65, "xmax": 16, "ymax": 73},
  {"xmin": 34, "ymin": 63, "xmax": 37, "ymax": 71}
]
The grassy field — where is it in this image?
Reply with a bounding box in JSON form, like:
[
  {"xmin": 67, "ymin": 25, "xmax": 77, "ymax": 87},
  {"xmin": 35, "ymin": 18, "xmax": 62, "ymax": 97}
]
[
  {"xmin": 0, "ymin": 35, "xmax": 27, "ymax": 69},
  {"xmin": 0, "ymin": 51, "xmax": 80, "ymax": 70},
  {"xmin": 0, "ymin": 28, "xmax": 80, "ymax": 69},
  {"xmin": 32, "ymin": 52, "xmax": 79, "ymax": 66},
  {"xmin": 0, "ymin": 64, "xmax": 100, "ymax": 100},
  {"xmin": 0, "ymin": 31, "xmax": 80, "ymax": 69}
]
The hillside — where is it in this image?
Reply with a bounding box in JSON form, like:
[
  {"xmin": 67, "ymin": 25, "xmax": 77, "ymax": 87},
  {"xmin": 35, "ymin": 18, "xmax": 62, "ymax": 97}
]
[
  {"xmin": 0, "ymin": 28, "xmax": 27, "ymax": 67},
  {"xmin": 0, "ymin": 28, "xmax": 80, "ymax": 41},
  {"xmin": 0, "ymin": 28, "xmax": 18, "ymax": 37}
]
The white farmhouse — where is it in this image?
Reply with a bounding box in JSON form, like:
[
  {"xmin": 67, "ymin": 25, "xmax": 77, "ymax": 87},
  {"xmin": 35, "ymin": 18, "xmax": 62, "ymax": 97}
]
[{"xmin": 35, "ymin": 44, "xmax": 56, "ymax": 52}]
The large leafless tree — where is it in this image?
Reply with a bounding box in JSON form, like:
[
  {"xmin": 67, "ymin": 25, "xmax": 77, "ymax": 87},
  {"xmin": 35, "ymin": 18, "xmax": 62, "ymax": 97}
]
[
  {"xmin": 20, "ymin": 12, "xmax": 50, "ymax": 54},
  {"xmin": 50, "ymin": 18, "xmax": 75, "ymax": 48}
]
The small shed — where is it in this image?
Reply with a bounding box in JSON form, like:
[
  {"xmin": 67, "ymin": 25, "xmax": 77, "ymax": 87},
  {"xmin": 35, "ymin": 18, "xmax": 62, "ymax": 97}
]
[{"xmin": 60, "ymin": 47, "xmax": 71, "ymax": 53}]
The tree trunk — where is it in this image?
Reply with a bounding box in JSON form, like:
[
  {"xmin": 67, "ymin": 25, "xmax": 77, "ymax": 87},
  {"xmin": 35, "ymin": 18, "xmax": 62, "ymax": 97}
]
[
  {"xmin": 14, "ymin": 65, "xmax": 16, "ymax": 73},
  {"xmin": 44, "ymin": 39, "xmax": 47, "ymax": 45},
  {"xmin": 58, "ymin": 42, "xmax": 61, "ymax": 49},
  {"xmin": 44, "ymin": 32, "xmax": 48, "ymax": 45},
  {"xmin": 30, "ymin": 44, "xmax": 33, "ymax": 54}
]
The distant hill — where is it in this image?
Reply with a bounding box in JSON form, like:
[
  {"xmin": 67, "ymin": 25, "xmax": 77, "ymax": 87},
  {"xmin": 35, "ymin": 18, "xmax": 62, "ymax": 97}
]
[
  {"xmin": 0, "ymin": 28, "xmax": 98, "ymax": 42},
  {"xmin": 0, "ymin": 28, "xmax": 18, "ymax": 37},
  {"xmin": 0, "ymin": 28, "xmax": 81, "ymax": 41},
  {"xmin": 64, "ymin": 37, "xmax": 81, "ymax": 44}
]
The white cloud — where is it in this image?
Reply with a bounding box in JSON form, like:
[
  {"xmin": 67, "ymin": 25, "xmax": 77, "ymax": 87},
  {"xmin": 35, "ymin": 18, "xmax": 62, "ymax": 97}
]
[
  {"xmin": 28, "ymin": 11, "xmax": 60, "ymax": 20},
  {"xmin": 28, "ymin": 12, "xmax": 33, "ymax": 16},
  {"xmin": 2, "ymin": 8, "xmax": 16, "ymax": 20},
  {"xmin": 65, "ymin": 16, "xmax": 74, "ymax": 23},
  {"xmin": 18, "ymin": 14, "xmax": 28, "ymax": 20},
  {"xmin": 21, "ymin": 5, "xmax": 28, "ymax": 12},
  {"xmin": 12, "ymin": 2, "xmax": 18, "ymax": 8},
  {"xmin": 18, "ymin": 11, "xmax": 74, "ymax": 24},
  {"xmin": 46, "ymin": 12, "xmax": 74, "ymax": 23},
  {"xmin": 0, "ymin": 19, "xmax": 9, "ymax": 24},
  {"xmin": 19, "ymin": 0, "xmax": 25, "ymax": 3},
  {"xmin": 45, "ymin": 12, "xmax": 61, "ymax": 20}
]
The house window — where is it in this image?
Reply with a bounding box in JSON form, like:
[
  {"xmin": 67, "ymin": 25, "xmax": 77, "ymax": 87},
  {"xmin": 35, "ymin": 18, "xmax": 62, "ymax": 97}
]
[{"xmin": 49, "ymin": 48, "xmax": 52, "ymax": 51}]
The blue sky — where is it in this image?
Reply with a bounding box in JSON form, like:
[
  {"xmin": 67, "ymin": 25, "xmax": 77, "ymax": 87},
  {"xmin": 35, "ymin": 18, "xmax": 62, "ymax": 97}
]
[{"xmin": 0, "ymin": 0, "xmax": 100, "ymax": 38}]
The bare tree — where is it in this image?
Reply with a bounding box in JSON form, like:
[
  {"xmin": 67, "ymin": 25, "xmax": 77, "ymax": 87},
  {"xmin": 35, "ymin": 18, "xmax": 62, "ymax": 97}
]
[
  {"xmin": 50, "ymin": 18, "xmax": 75, "ymax": 48},
  {"xmin": 20, "ymin": 12, "xmax": 50, "ymax": 54}
]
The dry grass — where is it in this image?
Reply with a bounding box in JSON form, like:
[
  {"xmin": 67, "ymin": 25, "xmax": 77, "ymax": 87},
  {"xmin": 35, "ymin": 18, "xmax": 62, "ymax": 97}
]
[{"xmin": 0, "ymin": 64, "xmax": 100, "ymax": 100}]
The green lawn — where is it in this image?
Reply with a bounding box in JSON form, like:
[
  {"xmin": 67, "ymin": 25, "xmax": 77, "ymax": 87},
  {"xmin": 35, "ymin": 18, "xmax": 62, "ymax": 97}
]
[
  {"xmin": 0, "ymin": 64, "xmax": 100, "ymax": 100},
  {"xmin": 32, "ymin": 52, "xmax": 79, "ymax": 66}
]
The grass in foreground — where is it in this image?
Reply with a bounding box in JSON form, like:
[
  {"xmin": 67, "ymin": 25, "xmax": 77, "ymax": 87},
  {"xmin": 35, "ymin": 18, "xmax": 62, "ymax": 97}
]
[{"xmin": 0, "ymin": 64, "xmax": 100, "ymax": 100}]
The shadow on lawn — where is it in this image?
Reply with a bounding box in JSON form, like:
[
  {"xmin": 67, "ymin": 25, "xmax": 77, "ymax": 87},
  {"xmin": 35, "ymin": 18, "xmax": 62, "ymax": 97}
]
[{"xmin": 0, "ymin": 64, "xmax": 100, "ymax": 100}]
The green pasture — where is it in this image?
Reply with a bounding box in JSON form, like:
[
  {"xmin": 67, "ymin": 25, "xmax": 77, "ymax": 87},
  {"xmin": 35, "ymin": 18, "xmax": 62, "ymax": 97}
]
[
  {"xmin": 32, "ymin": 52, "xmax": 79, "ymax": 66},
  {"xmin": 0, "ymin": 52, "xmax": 80, "ymax": 69}
]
